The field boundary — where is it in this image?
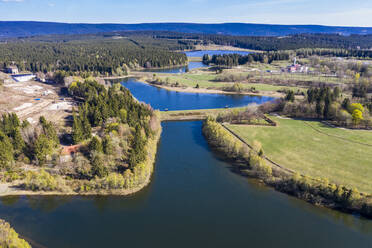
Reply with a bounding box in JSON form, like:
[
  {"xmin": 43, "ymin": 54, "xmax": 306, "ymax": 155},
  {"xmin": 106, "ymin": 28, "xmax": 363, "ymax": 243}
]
[
  {"xmin": 221, "ymin": 123, "xmax": 294, "ymax": 174},
  {"xmin": 303, "ymin": 121, "xmax": 372, "ymax": 147}
]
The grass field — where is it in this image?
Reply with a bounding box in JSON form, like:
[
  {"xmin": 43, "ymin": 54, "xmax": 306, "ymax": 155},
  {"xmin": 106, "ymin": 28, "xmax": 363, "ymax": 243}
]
[
  {"xmin": 160, "ymin": 107, "xmax": 245, "ymax": 120},
  {"xmin": 226, "ymin": 116, "xmax": 372, "ymax": 194},
  {"xmin": 158, "ymin": 72, "xmax": 304, "ymax": 93}
]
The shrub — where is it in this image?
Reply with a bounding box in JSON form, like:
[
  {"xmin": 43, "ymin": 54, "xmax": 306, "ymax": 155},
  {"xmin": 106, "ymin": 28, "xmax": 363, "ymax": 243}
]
[
  {"xmin": 24, "ymin": 169, "xmax": 66, "ymax": 192},
  {"xmin": 0, "ymin": 219, "xmax": 31, "ymax": 248}
]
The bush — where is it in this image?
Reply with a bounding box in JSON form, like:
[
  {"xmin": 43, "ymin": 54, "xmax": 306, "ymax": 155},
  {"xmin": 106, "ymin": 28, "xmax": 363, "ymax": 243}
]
[
  {"xmin": 0, "ymin": 219, "xmax": 31, "ymax": 248},
  {"xmin": 24, "ymin": 169, "xmax": 66, "ymax": 192}
]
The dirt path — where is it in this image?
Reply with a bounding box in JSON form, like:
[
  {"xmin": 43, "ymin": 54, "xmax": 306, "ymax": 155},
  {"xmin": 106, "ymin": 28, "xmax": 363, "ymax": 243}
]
[
  {"xmin": 221, "ymin": 123, "xmax": 294, "ymax": 174},
  {"xmin": 303, "ymin": 121, "xmax": 372, "ymax": 147}
]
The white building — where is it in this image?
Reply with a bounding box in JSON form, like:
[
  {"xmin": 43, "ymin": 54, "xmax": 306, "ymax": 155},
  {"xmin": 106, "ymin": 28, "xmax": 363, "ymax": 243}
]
[
  {"xmin": 12, "ymin": 74, "xmax": 36, "ymax": 82},
  {"xmin": 6, "ymin": 66, "xmax": 19, "ymax": 74}
]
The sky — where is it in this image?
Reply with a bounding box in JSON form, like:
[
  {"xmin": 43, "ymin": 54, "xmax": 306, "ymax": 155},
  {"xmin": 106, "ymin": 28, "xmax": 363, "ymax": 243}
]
[{"xmin": 0, "ymin": 0, "xmax": 371, "ymax": 27}]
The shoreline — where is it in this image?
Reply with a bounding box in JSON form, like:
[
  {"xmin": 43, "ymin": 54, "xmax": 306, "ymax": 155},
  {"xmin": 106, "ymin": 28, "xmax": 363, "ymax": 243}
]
[
  {"xmin": 180, "ymin": 44, "xmax": 261, "ymax": 53},
  {"xmin": 139, "ymin": 78, "xmax": 284, "ymax": 98},
  {"xmin": 0, "ymin": 126, "xmax": 162, "ymax": 197},
  {"xmin": 202, "ymin": 119, "xmax": 372, "ymax": 219}
]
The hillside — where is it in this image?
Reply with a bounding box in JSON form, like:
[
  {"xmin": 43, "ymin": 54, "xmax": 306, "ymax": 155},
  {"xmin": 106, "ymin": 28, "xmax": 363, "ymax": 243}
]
[{"xmin": 1, "ymin": 21, "xmax": 372, "ymax": 38}]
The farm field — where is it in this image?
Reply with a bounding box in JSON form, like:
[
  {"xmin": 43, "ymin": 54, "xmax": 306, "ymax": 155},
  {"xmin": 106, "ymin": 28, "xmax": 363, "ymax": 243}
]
[{"xmin": 226, "ymin": 116, "xmax": 372, "ymax": 194}]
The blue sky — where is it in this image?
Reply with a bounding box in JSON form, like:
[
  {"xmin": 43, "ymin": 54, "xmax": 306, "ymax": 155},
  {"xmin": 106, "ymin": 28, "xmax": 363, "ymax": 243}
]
[{"xmin": 0, "ymin": 0, "xmax": 371, "ymax": 26}]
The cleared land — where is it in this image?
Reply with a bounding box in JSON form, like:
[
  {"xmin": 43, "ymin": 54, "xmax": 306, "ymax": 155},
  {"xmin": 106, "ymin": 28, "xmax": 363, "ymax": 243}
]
[
  {"xmin": 226, "ymin": 116, "xmax": 372, "ymax": 194},
  {"xmin": 0, "ymin": 72, "xmax": 74, "ymax": 125}
]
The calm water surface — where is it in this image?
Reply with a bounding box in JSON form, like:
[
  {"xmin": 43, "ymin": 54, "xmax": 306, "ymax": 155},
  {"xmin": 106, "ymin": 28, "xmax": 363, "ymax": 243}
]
[
  {"xmin": 141, "ymin": 50, "xmax": 251, "ymax": 73},
  {"xmin": 121, "ymin": 78, "xmax": 273, "ymax": 111},
  {"xmin": 0, "ymin": 81, "xmax": 372, "ymax": 248},
  {"xmin": 185, "ymin": 50, "xmax": 251, "ymax": 57},
  {"xmin": 1, "ymin": 121, "xmax": 372, "ymax": 248}
]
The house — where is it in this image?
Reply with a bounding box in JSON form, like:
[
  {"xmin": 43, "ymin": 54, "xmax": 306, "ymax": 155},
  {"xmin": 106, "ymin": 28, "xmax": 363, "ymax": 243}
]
[
  {"xmin": 60, "ymin": 145, "xmax": 81, "ymax": 163},
  {"xmin": 285, "ymin": 58, "xmax": 309, "ymax": 73},
  {"xmin": 12, "ymin": 74, "xmax": 36, "ymax": 82},
  {"xmin": 5, "ymin": 66, "xmax": 19, "ymax": 74}
]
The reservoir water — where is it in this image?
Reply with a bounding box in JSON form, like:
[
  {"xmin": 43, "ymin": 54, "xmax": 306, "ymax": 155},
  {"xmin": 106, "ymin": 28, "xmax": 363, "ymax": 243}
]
[
  {"xmin": 1, "ymin": 77, "xmax": 372, "ymax": 247},
  {"xmin": 141, "ymin": 49, "xmax": 252, "ymax": 74},
  {"xmin": 185, "ymin": 50, "xmax": 251, "ymax": 57},
  {"xmin": 121, "ymin": 78, "xmax": 273, "ymax": 111}
]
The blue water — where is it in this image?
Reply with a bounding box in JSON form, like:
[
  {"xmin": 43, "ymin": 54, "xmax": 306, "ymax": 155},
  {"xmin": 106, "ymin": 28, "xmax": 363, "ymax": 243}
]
[
  {"xmin": 122, "ymin": 78, "xmax": 274, "ymax": 111},
  {"xmin": 2, "ymin": 121, "xmax": 372, "ymax": 248},
  {"xmin": 141, "ymin": 50, "xmax": 252, "ymax": 74},
  {"xmin": 1, "ymin": 81, "xmax": 372, "ymax": 248},
  {"xmin": 185, "ymin": 50, "xmax": 251, "ymax": 57},
  {"xmin": 141, "ymin": 61, "xmax": 208, "ymax": 74}
]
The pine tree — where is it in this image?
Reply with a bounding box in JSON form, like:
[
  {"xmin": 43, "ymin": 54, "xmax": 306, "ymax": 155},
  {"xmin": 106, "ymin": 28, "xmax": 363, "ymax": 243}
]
[
  {"xmin": 0, "ymin": 131, "xmax": 14, "ymax": 169},
  {"xmin": 102, "ymin": 135, "xmax": 113, "ymax": 155},
  {"xmin": 72, "ymin": 112, "xmax": 84, "ymax": 144},
  {"xmin": 11, "ymin": 128, "xmax": 25, "ymax": 157},
  {"xmin": 89, "ymin": 136, "xmax": 103, "ymax": 153},
  {"xmin": 34, "ymin": 134, "xmax": 52, "ymax": 165}
]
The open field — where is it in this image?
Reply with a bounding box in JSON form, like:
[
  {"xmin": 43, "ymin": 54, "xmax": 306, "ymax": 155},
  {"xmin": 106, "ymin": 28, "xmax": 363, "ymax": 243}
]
[
  {"xmin": 155, "ymin": 70, "xmax": 305, "ymax": 94},
  {"xmin": 226, "ymin": 116, "xmax": 372, "ymax": 194},
  {"xmin": 160, "ymin": 107, "xmax": 246, "ymax": 121},
  {"xmin": 0, "ymin": 72, "xmax": 74, "ymax": 125}
]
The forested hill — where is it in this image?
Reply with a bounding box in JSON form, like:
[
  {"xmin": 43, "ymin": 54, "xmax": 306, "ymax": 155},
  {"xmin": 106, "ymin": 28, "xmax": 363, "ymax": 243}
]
[{"xmin": 1, "ymin": 21, "xmax": 372, "ymax": 38}]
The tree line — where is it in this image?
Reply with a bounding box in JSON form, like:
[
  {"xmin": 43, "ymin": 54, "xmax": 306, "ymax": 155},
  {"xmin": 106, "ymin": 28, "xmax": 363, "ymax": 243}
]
[
  {"xmin": 0, "ymin": 38, "xmax": 187, "ymax": 75},
  {"xmin": 0, "ymin": 113, "xmax": 59, "ymax": 169},
  {"xmin": 272, "ymin": 86, "xmax": 372, "ymax": 128},
  {"xmin": 155, "ymin": 32, "xmax": 372, "ymax": 51},
  {"xmin": 295, "ymin": 48, "xmax": 372, "ymax": 59},
  {"xmin": 69, "ymin": 79, "xmax": 154, "ymax": 175},
  {"xmin": 203, "ymin": 52, "xmax": 290, "ymax": 67}
]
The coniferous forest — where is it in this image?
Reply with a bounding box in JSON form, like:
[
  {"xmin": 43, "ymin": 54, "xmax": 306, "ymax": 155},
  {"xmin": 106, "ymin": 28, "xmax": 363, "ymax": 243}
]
[{"xmin": 0, "ymin": 36, "xmax": 188, "ymax": 75}]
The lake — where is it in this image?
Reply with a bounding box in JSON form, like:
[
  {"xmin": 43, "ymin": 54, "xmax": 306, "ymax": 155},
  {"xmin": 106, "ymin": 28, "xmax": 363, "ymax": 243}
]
[
  {"xmin": 141, "ymin": 49, "xmax": 252, "ymax": 73},
  {"xmin": 121, "ymin": 78, "xmax": 273, "ymax": 111},
  {"xmin": 1, "ymin": 81, "xmax": 372, "ymax": 248},
  {"xmin": 185, "ymin": 50, "xmax": 251, "ymax": 57}
]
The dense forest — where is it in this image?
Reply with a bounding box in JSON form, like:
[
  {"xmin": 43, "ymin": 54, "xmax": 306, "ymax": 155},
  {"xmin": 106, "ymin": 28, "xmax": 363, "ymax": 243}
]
[
  {"xmin": 269, "ymin": 86, "xmax": 372, "ymax": 129},
  {"xmin": 155, "ymin": 32, "xmax": 372, "ymax": 51},
  {"xmin": 203, "ymin": 51, "xmax": 290, "ymax": 67},
  {"xmin": 1, "ymin": 31, "xmax": 372, "ymax": 76},
  {"xmin": 0, "ymin": 78, "xmax": 161, "ymax": 193},
  {"xmin": 2, "ymin": 22, "xmax": 372, "ymax": 38},
  {"xmin": 0, "ymin": 36, "xmax": 188, "ymax": 75},
  {"xmin": 295, "ymin": 48, "xmax": 372, "ymax": 59}
]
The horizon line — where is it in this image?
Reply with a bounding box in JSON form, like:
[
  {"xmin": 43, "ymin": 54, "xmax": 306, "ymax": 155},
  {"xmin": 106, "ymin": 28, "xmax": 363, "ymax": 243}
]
[{"xmin": 0, "ymin": 20, "xmax": 372, "ymax": 28}]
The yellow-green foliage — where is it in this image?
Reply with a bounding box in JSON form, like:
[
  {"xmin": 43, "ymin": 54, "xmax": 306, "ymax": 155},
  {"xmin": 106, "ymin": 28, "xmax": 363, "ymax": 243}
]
[
  {"xmin": 287, "ymin": 173, "xmax": 363, "ymax": 207},
  {"xmin": 348, "ymin": 103, "xmax": 364, "ymax": 114},
  {"xmin": 0, "ymin": 171, "xmax": 24, "ymax": 183},
  {"xmin": 86, "ymin": 128, "xmax": 161, "ymax": 192},
  {"xmin": 24, "ymin": 169, "xmax": 66, "ymax": 192},
  {"xmin": 203, "ymin": 118, "xmax": 272, "ymax": 177},
  {"xmin": 249, "ymin": 151, "xmax": 272, "ymax": 177},
  {"xmin": 352, "ymin": 109, "xmax": 363, "ymax": 124},
  {"xmin": 203, "ymin": 118, "xmax": 242, "ymax": 157},
  {"xmin": 0, "ymin": 219, "xmax": 31, "ymax": 248},
  {"xmin": 227, "ymin": 116, "xmax": 372, "ymax": 194}
]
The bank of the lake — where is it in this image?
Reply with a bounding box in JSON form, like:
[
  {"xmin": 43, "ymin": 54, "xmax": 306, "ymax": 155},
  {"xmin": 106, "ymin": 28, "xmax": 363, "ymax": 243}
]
[
  {"xmin": 141, "ymin": 78, "xmax": 284, "ymax": 98},
  {"xmin": 2, "ymin": 121, "xmax": 372, "ymax": 248},
  {"xmin": 0, "ymin": 125, "xmax": 162, "ymax": 197},
  {"xmin": 121, "ymin": 78, "xmax": 275, "ymax": 111},
  {"xmin": 202, "ymin": 118, "xmax": 372, "ymax": 218},
  {"xmin": 182, "ymin": 44, "xmax": 261, "ymax": 53},
  {"xmin": 0, "ymin": 219, "xmax": 31, "ymax": 248}
]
